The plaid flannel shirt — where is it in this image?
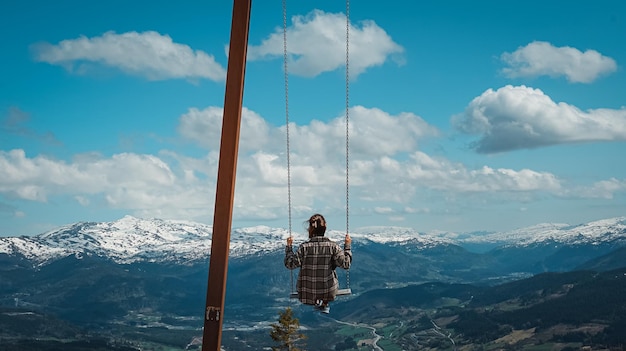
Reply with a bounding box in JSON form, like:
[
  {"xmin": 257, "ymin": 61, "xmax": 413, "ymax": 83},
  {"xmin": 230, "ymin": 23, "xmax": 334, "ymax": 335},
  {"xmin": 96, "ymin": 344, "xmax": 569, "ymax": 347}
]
[{"xmin": 284, "ymin": 236, "xmax": 352, "ymax": 305}]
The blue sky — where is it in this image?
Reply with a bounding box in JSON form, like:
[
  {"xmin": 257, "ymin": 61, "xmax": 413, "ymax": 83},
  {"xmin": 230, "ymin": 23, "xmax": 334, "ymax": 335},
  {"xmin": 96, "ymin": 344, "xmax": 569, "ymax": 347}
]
[{"xmin": 1, "ymin": 0, "xmax": 625, "ymax": 237}]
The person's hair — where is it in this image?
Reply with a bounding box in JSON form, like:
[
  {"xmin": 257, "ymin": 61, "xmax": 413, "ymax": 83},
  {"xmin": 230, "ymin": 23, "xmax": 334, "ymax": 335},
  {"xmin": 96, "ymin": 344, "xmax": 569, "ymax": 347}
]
[{"xmin": 307, "ymin": 213, "xmax": 327, "ymax": 236}]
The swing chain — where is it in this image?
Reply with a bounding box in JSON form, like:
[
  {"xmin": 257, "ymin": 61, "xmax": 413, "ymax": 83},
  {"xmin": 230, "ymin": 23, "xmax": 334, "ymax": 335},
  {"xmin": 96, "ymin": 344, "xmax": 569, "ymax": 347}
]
[
  {"xmin": 283, "ymin": 0, "xmax": 295, "ymax": 296},
  {"xmin": 345, "ymin": 0, "xmax": 351, "ymax": 290},
  {"xmin": 283, "ymin": 0, "xmax": 352, "ymax": 294}
]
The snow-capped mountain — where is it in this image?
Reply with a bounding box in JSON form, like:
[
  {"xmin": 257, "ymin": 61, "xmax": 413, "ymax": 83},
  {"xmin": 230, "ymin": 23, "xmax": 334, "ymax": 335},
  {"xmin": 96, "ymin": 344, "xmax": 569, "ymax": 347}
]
[
  {"xmin": 0, "ymin": 216, "xmax": 448, "ymax": 264},
  {"xmin": 1, "ymin": 215, "xmax": 625, "ymax": 265},
  {"xmin": 460, "ymin": 216, "xmax": 626, "ymax": 246},
  {"xmin": 0, "ymin": 216, "xmax": 291, "ymax": 264}
]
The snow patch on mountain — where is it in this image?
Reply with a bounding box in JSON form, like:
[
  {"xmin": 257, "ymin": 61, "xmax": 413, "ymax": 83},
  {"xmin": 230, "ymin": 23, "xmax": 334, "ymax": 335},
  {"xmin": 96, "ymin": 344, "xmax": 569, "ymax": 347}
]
[
  {"xmin": 461, "ymin": 217, "xmax": 626, "ymax": 246},
  {"xmin": 350, "ymin": 226, "xmax": 455, "ymax": 246},
  {"xmin": 1, "ymin": 215, "xmax": 625, "ymax": 265},
  {"xmin": 1, "ymin": 216, "xmax": 217, "ymax": 264}
]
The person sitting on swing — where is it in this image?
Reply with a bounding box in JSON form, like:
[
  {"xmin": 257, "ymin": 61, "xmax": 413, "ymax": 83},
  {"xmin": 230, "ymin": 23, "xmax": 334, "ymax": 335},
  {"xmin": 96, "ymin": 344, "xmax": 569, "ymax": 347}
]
[{"xmin": 285, "ymin": 213, "xmax": 352, "ymax": 313}]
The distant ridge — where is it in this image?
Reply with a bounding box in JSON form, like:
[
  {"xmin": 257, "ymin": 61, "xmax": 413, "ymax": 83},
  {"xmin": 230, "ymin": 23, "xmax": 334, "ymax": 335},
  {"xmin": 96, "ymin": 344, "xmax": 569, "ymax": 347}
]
[
  {"xmin": 459, "ymin": 216, "xmax": 626, "ymax": 246},
  {"xmin": 0, "ymin": 215, "xmax": 624, "ymax": 265}
]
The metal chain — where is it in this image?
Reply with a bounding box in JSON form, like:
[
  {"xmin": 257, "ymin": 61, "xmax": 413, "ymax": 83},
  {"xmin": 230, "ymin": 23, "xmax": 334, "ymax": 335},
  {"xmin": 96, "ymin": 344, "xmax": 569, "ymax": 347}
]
[
  {"xmin": 345, "ymin": 0, "xmax": 351, "ymax": 290},
  {"xmin": 282, "ymin": 0, "xmax": 294, "ymax": 296},
  {"xmin": 283, "ymin": 0, "xmax": 351, "ymax": 293}
]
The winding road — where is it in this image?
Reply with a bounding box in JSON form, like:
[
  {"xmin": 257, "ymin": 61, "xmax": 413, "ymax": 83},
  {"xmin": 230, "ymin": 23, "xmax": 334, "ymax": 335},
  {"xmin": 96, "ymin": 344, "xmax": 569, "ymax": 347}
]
[{"xmin": 326, "ymin": 317, "xmax": 383, "ymax": 351}]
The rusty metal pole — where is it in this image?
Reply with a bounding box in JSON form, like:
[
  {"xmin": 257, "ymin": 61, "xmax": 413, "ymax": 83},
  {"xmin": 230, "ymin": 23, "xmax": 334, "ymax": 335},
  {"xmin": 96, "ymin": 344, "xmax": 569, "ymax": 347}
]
[{"xmin": 202, "ymin": 0, "xmax": 251, "ymax": 350}]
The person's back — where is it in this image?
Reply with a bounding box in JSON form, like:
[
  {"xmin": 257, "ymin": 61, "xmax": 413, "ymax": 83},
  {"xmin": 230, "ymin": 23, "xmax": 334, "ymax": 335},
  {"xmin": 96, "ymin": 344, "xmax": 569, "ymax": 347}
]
[{"xmin": 285, "ymin": 214, "xmax": 351, "ymax": 312}]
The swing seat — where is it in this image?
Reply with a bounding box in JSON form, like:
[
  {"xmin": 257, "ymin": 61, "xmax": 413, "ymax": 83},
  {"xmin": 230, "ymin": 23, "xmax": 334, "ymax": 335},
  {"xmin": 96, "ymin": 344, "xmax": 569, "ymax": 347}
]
[{"xmin": 289, "ymin": 288, "xmax": 352, "ymax": 299}]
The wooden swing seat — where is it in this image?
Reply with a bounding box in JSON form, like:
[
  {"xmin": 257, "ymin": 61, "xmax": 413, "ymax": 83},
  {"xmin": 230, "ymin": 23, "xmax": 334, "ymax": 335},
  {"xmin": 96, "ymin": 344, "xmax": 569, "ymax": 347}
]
[{"xmin": 289, "ymin": 288, "xmax": 352, "ymax": 299}]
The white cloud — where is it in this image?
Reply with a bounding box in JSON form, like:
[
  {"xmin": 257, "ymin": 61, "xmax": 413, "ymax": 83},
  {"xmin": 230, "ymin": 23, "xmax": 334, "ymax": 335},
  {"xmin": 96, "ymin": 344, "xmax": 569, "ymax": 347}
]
[
  {"xmin": 75, "ymin": 196, "xmax": 90, "ymax": 206},
  {"xmin": 282, "ymin": 106, "xmax": 438, "ymax": 172},
  {"xmin": 32, "ymin": 31, "xmax": 226, "ymax": 81},
  {"xmin": 0, "ymin": 105, "xmax": 436, "ymax": 224},
  {"xmin": 404, "ymin": 207, "xmax": 429, "ymax": 214},
  {"xmin": 501, "ymin": 41, "xmax": 617, "ymax": 83},
  {"xmin": 348, "ymin": 106, "xmax": 439, "ymax": 156},
  {"xmin": 1, "ymin": 149, "xmax": 182, "ymax": 202},
  {"xmin": 229, "ymin": 106, "xmax": 440, "ymax": 216},
  {"xmin": 247, "ymin": 10, "xmax": 404, "ymax": 77},
  {"xmin": 178, "ymin": 104, "xmax": 436, "ymax": 162},
  {"xmin": 177, "ymin": 106, "xmax": 272, "ymax": 152},
  {"xmin": 453, "ymin": 85, "xmax": 626, "ymax": 153},
  {"xmin": 374, "ymin": 207, "xmax": 393, "ymax": 214},
  {"xmin": 573, "ymin": 178, "xmax": 626, "ymax": 199},
  {"xmin": 403, "ymin": 152, "xmax": 562, "ymax": 193},
  {"xmin": 3, "ymin": 104, "xmax": 622, "ymax": 227}
]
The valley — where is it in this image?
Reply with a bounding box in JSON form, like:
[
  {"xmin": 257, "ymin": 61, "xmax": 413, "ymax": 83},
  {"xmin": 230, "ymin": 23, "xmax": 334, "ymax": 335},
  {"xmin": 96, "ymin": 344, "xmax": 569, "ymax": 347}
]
[{"xmin": 1, "ymin": 216, "xmax": 625, "ymax": 350}]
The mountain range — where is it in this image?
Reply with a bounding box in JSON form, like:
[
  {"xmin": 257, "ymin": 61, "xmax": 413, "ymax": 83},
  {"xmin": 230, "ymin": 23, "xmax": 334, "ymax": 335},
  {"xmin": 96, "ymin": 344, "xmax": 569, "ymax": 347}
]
[
  {"xmin": 2, "ymin": 215, "xmax": 625, "ymax": 264},
  {"xmin": 1, "ymin": 215, "xmax": 625, "ymax": 350}
]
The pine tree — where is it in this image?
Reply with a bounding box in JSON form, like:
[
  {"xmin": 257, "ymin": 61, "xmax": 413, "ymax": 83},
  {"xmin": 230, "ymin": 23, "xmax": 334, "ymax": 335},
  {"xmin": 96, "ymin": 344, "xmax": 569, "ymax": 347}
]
[{"xmin": 269, "ymin": 307, "xmax": 307, "ymax": 351}]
